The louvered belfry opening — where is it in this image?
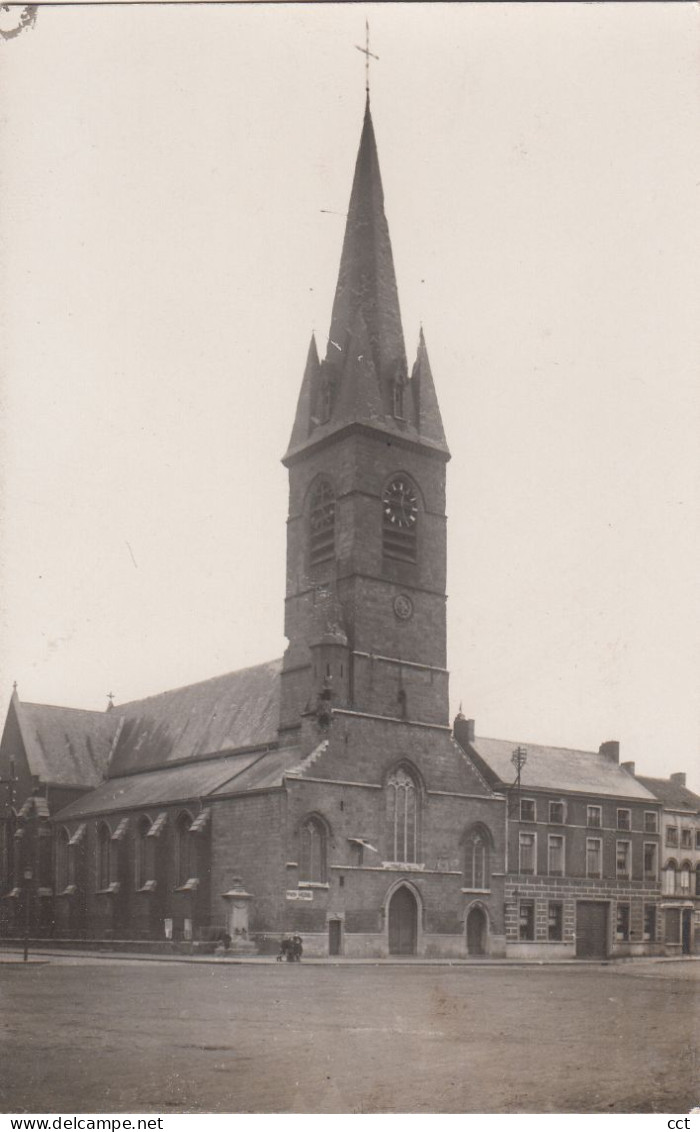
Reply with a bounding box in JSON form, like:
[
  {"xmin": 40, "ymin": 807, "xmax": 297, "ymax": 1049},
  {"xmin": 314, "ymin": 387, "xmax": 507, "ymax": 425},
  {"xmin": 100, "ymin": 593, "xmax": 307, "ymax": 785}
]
[{"xmin": 309, "ymin": 480, "xmax": 336, "ymax": 566}]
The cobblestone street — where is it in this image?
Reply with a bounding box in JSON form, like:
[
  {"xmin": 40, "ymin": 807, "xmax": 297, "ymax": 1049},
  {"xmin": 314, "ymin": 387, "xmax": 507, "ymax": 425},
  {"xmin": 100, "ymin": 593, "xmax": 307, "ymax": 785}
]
[{"xmin": 1, "ymin": 956, "xmax": 697, "ymax": 1114}]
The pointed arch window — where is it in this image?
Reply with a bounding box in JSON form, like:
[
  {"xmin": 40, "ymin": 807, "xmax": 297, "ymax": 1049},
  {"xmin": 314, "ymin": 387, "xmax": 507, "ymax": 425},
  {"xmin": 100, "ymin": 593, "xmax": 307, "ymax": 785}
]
[
  {"xmin": 386, "ymin": 767, "xmax": 420, "ymax": 864},
  {"xmin": 464, "ymin": 827, "xmax": 491, "ymax": 890},
  {"xmin": 96, "ymin": 823, "xmax": 111, "ymax": 891},
  {"xmin": 175, "ymin": 812, "xmax": 193, "ymax": 887},
  {"xmin": 135, "ymin": 816, "xmax": 154, "ymax": 889},
  {"xmin": 299, "ymin": 816, "xmax": 327, "ymax": 883},
  {"xmin": 309, "ymin": 480, "xmax": 336, "ymax": 566},
  {"xmin": 392, "ymin": 382, "xmax": 405, "ymax": 421},
  {"xmin": 382, "ymin": 476, "xmax": 418, "ymax": 563},
  {"xmin": 56, "ymin": 828, "xmax": 70, "ymax": 893}
]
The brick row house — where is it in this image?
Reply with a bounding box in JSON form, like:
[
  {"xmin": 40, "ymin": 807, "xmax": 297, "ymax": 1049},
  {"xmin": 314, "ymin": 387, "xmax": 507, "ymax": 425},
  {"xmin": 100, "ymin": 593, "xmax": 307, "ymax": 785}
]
[
  {"xmin": 0, "ymin": 96, "xmax": 696, "ymax": 959},
  {"xmin": 635, "ymin": 772, "xmax": 700, "ymax": 956}
]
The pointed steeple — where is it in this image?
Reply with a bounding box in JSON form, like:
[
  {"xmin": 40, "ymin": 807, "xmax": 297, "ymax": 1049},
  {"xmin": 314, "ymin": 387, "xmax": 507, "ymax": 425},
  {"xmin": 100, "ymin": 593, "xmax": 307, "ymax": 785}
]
[
  {"xmin": 326, "ymin": 97, "xmax": 406, "ymax": 385},
  {"xmin": 332, "ymin": 306, "xmax": 385, "ymax": 428},
  {"xmin": 410, "ymin": 327, "xmax": 449, "ymax": 453},
  {"xmin": 283, "ymin": 100, "xmax": 449, "ymax": 466}
]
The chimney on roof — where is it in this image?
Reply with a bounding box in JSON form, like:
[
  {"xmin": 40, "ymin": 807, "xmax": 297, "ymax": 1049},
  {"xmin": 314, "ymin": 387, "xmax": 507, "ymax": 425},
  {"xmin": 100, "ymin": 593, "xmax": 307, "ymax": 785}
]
[
  {"xmin": 599, "ymin": 740, "xmax": 620, "ymax": 764},
  {"xmin": 670, "ymin": 772, "xmax": 686, "ymax": 787},
  {"xmin": 621, "ymin": 760, "xmax": 635, "ymax": 776},
  {"xmin": 454, "ymin": 715, "xmax": 475, "ymax": 747}
]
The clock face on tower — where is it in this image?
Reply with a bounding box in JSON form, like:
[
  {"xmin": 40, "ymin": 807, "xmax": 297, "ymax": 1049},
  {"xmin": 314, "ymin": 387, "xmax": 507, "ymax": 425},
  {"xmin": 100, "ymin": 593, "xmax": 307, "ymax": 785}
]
[{"xmin": 383, "ymin": 477, "xmax": 418, "ymax": 529}]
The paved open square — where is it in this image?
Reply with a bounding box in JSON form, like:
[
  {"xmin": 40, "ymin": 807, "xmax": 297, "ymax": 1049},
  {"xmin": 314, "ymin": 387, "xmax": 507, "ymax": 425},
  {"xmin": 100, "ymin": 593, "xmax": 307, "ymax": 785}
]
[{"xmin": 1, "ymin": 957, "xmax": 698, "ymax": 1114}]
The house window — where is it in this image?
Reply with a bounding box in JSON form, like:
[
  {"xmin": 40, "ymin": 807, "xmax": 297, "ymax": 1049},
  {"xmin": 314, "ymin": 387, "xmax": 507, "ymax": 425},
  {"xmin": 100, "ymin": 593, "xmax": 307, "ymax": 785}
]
[
  {"xmin": 382, "ymin": 476, "xmax": 418, "ymax": 563},
  {"xmin": 695, "ymin": 865, "xmax": 700, "ymax": 897},
  {"xmin": 665, "ymin": 907, "xmax": 681, "ymax": 944},
  {"xmin": 175, "ymin": 813, "xmax": 192, "ymax": 887},
  {"xmin": 679, "ymin": 862, "xmax": 691, "ymax": 895},
  {"xmin": 56, "ymin": 828, "xmax": 70, "ymax": 893},
  {"xmin": 309, "ymin": 480, "xmax": 335, "ymax": 566},
  {"xmin": 386, "ymin": 767, "xmax": 419, "ymax": 864},
  {"xmin": 519, "ymin": 900, "xmax": 535, "ymax": 941},
  {"xmin": 615, "ymin": 903, "xmax": 630, "ymax": 942},
  {"xmin": 586, "ymin": 838, "xmax": 602, "ymax": 879},
  {"xmin": 548, "ymin": 801, "xmax": 565, "ymax": 824},
  {"xmin": 547, "ymin": 834, "xmax": 564, "ymax": 876},
  {"xmin": 695, "ymin": 830, "xmax": 700, "ymax": 851},
  {"xmin": 616, "ymin": 840, "xmax": 631, "ymax": 879},
  {"xmin": 616, "ymin": 809, "xmax": 631, "ymax": 831},
  {"xmin": 299, "ymin": 816, "xmax": 327, "ymax": 883},
  {"xmin": 520, "ymin": 799, "xmax": 536, "ymax": 822},
  {"xmin": 643, "ymin": 842, "xmax": 658, "ymax": 880},
  {"xmin": 587, "ymin": 806, "xmax": 602, "ymax": 829},
  {"xmin": 662, "ymin": 860, "xmax": 677, "ymax": 895},
  {"xmin": 519, "ymin": 832, "xmax": 536, "ymax": 875},
  {"xmin": 680, "ymin": 828, "xmax": 692, "ymax": 850},
  {"xmin": 643, "ymin": 904, "xmax": 656, "ymax": 942},
  {"xmin": 666, "ymin": 827, "xmax": 679, "ymax": 848},
  {"xmin": 548, "ymin": 901, "xmax": 563, "ymax": 942},
  {"xmin": 644, "ymin": 812, "xmax": 658, "ymax": 834},
  {"xmin": 96, "ymin": 823, "xmax": 111, "ymax": 891},
  {"xmin": 135, "ymin": 816, "xmax": 154, "ymax": 889}
]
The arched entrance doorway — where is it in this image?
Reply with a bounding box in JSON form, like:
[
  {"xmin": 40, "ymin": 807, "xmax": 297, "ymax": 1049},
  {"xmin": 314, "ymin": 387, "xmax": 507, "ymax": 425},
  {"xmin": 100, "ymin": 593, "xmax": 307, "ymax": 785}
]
[
  {"xmin": 466, "ymin": 905, "xmax": 487, "ymax": 956},
  {"xmin": 388, "ymin": 886, "xmax": 418, "ymax": 955}
]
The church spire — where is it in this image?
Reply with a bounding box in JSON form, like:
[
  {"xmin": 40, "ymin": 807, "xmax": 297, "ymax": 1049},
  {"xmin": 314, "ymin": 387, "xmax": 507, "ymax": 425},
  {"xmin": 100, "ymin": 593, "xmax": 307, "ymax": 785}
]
[
  {"xmin": 326, "ymin": 96, "xmax": 406, "ymax": 386},
  {"xmin": 284, "ymin": 99, "xmax": 449, "ymax": 464}
]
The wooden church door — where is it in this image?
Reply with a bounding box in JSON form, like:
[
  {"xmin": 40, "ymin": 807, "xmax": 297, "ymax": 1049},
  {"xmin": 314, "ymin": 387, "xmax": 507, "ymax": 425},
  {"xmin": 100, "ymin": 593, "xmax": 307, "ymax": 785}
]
[
  {"xmin": 388, "ymin": 886, "xmax": 418, "ymax": 955},
  {"xmin": 466, "ymin": 906, "xmax": 487, "ymax": 955}
]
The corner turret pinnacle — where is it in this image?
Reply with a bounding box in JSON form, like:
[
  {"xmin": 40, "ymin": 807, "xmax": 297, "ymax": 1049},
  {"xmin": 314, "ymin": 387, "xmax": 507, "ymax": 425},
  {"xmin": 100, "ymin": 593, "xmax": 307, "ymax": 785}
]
[{"xmin": 410, "ymin": 327, "xmax": 449, "ymax": 453}]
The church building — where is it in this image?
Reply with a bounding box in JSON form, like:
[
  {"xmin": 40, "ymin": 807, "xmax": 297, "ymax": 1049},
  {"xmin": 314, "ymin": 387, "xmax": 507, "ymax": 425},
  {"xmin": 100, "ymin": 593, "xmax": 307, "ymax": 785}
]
[{"xmin": 0, "ymin": 96, "xmax": 508, "ymax": 958}]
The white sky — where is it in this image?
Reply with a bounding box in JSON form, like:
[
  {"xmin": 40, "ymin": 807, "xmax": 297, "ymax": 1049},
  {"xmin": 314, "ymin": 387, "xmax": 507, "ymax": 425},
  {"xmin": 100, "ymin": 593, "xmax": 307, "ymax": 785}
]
[{"xmin": 1, "ymin": 3, "xmax": 698, "ymax": 789}]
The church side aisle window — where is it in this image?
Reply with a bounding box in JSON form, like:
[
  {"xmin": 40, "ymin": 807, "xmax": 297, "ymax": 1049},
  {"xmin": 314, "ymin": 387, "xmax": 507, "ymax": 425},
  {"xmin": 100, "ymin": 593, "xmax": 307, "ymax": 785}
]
[
  {"xmin": 135, "ymin": 816, "xmax": 155, "ymax": 890},
  {"xmin": 299, "ymin": 816, "xmax": 327, "ymax": 884},
  {"xmin": 386, "ymin": 767, "xmax": 419, "ymax": 864},
  {"xmin": 382, "ymin": 476, "xmax": 418, "ymax": 563},
  {"xmin": 96, "ymin": 823, "xmax": 111, "ymax": 891},
  {"xmin": 175, "ymin": 812, "xmax": 193, "ymax": 887},
  {"xmin": 56, "ymin": 828, "xmax": 70, "ymax": 893},
  {"xmin": 309, "ymin": 480, "xmax": 336, "ymax": 566}
]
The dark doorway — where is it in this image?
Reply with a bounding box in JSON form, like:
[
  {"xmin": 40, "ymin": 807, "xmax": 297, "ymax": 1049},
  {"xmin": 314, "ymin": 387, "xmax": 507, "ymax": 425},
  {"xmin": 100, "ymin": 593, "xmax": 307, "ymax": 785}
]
[
  {"xmin": 328, "ymin": 919, "xmax": 342, "ymax": 956},
  {"xmin": 466, "ymin": 906, "xmax": 487, "ymax": 955},
  {"xmin": 682, "ymin": 909, "xmax": 692, "ymax": 955},
  {"xmin": 388, "ymin": 886, "xmax": 418, "ymax": 955},
  {"xmin": 575, "ymin": 901, "xmax": 608, "ymax": 959}
]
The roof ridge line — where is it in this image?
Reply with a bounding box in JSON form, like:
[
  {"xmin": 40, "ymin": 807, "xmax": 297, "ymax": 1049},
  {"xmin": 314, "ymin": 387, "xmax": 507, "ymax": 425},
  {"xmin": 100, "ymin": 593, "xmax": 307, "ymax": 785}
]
[
  {"xmin": 113, "ymin": 657, "xmax": 283, "ymax": 710},
  {"xmin": 476, "ymin": 735, "xmax": 612, "ymax": 758}
]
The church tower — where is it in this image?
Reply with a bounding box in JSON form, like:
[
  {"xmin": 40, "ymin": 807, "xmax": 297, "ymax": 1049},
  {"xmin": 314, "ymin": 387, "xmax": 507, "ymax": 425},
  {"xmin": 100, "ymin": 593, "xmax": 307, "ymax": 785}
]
[{"xmin": 279, "ymin": 97, "xmax": 450, "ymax": 739}]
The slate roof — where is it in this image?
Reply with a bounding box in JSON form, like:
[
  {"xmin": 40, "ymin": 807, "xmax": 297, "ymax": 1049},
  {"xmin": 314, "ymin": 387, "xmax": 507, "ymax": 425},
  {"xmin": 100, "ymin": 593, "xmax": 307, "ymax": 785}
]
[
  {"xmin": 210, "ymin": 746, "xmax": 304, "ymax": 796},
  {"xmin": 636, "ymin": 776, "xmax": 700, "ymax": 813},
  {"xmin": 108, "ymin": 659, "xmax": 282, "ymax": 776},
  {"xmin": 16, "ymin": 700, "xmax": 119, "ymax": 788},
  {"xmin": 54, "ymin": 746, "xmax": 302, "ymax": 820},
  {"xmin": 469, "ymin": 736, "xmax": 657, "ymax": 801}
]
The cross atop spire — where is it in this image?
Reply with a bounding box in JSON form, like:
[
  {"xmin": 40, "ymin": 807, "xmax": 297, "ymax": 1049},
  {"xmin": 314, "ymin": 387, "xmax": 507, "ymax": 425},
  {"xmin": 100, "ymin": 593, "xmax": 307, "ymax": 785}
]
[{"xmin": 355, "ymin": 20, "xmax": 378, "ymax": 97}]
